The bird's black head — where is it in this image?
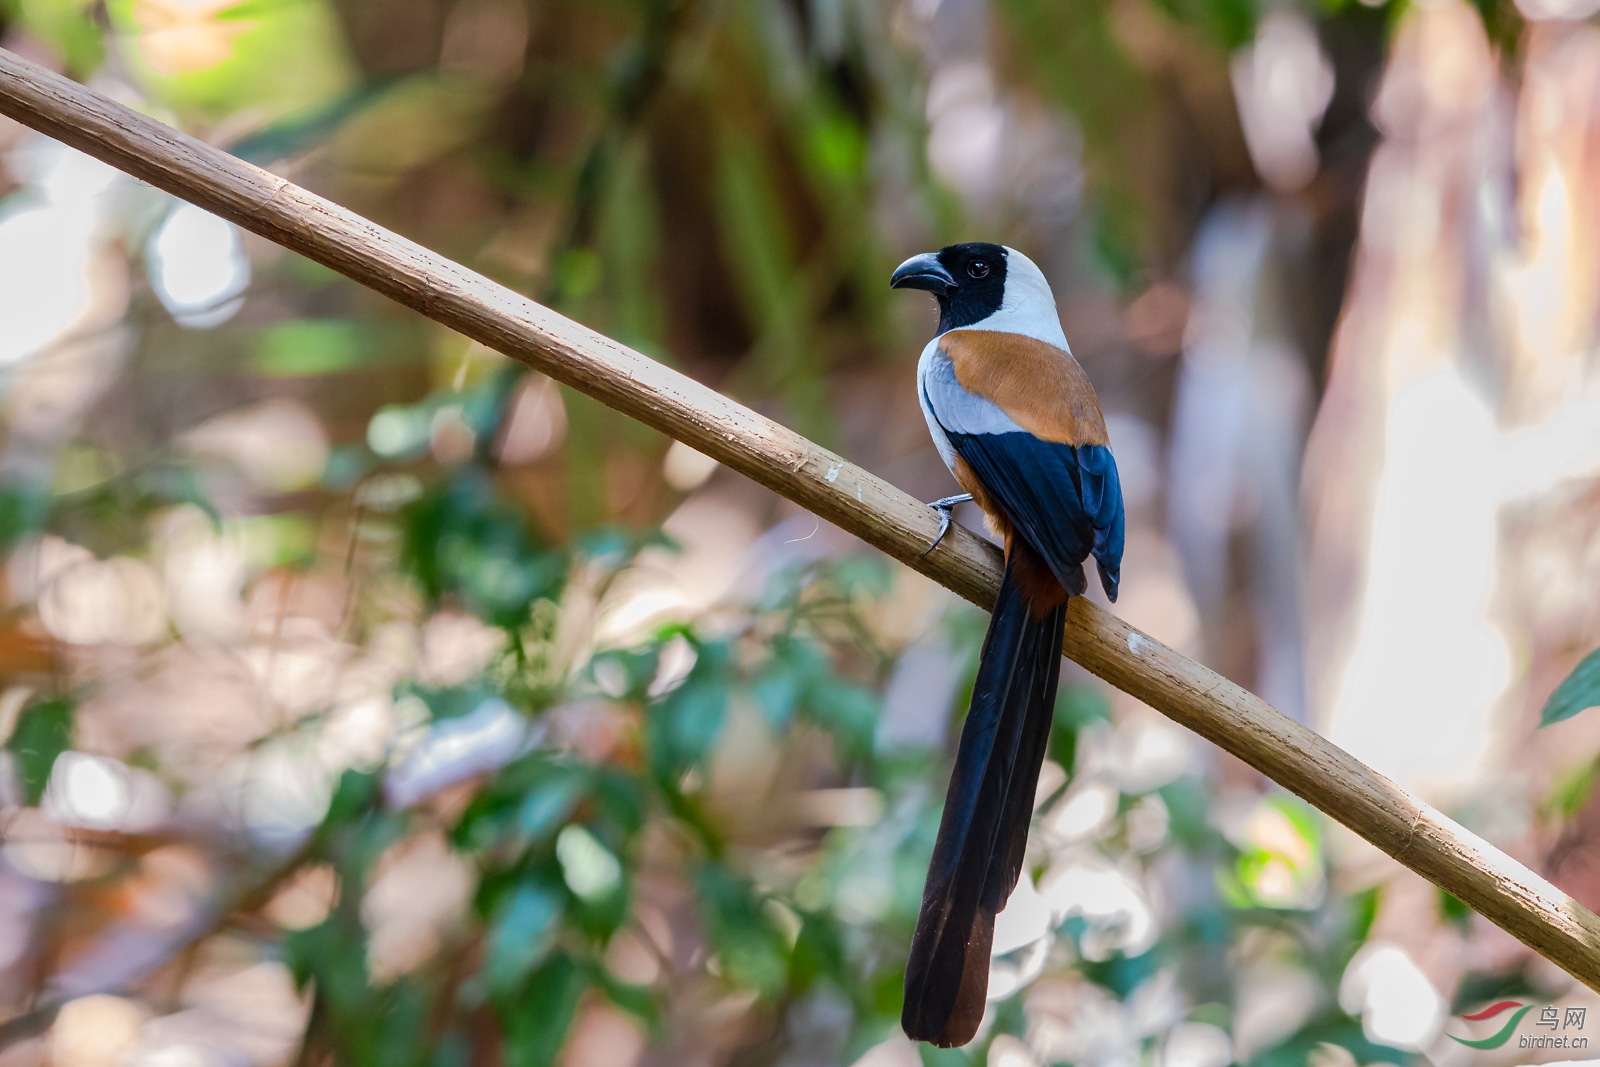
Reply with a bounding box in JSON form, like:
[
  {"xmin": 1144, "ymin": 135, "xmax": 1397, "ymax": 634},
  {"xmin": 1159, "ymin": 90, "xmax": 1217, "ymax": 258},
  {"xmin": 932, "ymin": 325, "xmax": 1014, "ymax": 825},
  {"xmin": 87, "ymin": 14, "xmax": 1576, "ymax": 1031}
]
[{"xmin": 890, "ymin": 242, "xmax": 1009, "ymax": 334}]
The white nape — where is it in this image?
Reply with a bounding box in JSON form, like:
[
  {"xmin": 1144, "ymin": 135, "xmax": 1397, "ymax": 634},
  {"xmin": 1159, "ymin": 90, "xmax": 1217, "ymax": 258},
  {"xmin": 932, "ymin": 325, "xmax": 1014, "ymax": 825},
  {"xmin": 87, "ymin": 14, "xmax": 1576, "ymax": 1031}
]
[{"xmin": 952, "ymin": 246, "xmax": 1070, "ymax": 350}]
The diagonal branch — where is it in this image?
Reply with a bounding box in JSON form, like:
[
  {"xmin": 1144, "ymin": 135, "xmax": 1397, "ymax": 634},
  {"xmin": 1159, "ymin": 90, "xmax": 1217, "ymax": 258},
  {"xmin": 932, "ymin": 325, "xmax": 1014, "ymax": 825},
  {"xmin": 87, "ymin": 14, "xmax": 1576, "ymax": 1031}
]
[{"xmin": 2, "ymin": 47, "xmax": 1599, "ymax": 992}]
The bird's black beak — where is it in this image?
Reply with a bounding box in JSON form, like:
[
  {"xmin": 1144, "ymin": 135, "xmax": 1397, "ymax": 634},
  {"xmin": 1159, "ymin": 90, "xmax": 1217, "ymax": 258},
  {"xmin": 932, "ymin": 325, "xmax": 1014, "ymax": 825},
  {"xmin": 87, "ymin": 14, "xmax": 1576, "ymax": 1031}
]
[{"xmin": 891, "ymin": 253, "xmax": 956, "ymax": 295}]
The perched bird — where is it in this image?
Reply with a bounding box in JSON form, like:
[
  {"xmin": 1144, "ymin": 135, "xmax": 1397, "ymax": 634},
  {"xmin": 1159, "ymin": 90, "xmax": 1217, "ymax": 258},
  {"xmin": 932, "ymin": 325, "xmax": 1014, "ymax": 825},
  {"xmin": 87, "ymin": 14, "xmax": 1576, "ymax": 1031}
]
[{"xmin": 891, "ymin": 243, "xmax": 1125, "ymax": 1047}]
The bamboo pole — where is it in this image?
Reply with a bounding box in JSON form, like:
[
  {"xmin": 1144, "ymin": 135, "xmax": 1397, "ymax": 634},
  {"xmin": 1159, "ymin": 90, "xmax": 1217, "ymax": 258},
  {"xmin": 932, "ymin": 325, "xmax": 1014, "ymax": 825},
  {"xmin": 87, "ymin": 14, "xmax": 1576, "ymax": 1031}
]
[{"xmin": 3, "ymin": 46, "xmax": 1598, "ymax": 992}]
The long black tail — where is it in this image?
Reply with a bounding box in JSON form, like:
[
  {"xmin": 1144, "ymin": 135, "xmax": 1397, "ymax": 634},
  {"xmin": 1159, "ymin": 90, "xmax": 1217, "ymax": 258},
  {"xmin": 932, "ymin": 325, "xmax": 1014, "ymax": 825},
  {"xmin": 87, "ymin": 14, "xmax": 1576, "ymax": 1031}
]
[{"xmin": 902, "ymin": 556, "xmax": 1066, "ymax": 1047}]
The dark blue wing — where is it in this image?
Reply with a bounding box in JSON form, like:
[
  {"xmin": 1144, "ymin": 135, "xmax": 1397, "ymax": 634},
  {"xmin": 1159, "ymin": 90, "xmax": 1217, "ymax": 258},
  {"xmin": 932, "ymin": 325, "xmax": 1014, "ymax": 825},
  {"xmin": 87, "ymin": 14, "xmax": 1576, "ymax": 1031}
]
[{"xmin": 947, "ymin": 430, "xmax": 1124, "ymax": 601}]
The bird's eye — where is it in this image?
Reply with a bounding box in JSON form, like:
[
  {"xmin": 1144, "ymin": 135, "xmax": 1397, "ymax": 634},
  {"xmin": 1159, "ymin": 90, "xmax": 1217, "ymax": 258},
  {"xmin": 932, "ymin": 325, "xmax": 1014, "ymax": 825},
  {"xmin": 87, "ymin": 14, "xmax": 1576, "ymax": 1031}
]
[{"xmin": 967, "ymin": 260, "xmax": 990, "ymax": 279}]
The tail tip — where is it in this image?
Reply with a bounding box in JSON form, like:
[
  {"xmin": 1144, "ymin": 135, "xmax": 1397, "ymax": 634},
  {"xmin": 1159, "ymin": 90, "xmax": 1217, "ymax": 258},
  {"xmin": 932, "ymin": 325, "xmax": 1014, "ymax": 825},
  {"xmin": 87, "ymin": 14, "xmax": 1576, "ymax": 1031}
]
[{"xmin": 1097, "ymin": 560, "xmax": 1119, "ymax": 602}]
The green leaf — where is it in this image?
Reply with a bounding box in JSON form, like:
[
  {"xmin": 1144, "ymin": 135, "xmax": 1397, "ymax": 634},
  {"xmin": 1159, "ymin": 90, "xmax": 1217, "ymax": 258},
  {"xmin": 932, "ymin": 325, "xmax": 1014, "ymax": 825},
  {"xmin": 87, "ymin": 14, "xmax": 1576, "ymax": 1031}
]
[
  {"xmin": 501, "ymin": 953, "xmax": 588, "ymax": 1067},
  {"xmin": 556, "ymin": 825, "xmax": 623, "ymax": 902},
  {"xmin": 1252, "ymin": 1013, "xmax": 1409, "ymax": 1067},
  {"xmin": 322, "ymin": 445, "xmax": 372, "ymax": 490},
  {"xmin": 6, "ymin": 699, "xmax": 73, "ymax": 805},
  {"xmin": 0, "ymin": 480, "xmax": 50, "ymax": 550},
  {"xmin": 697, "ymin": 864, "xmax": 790, "ymax": 998},
  {"xmin": 8, "ymin": 0, "xmax": 104, "ymax": 75},
  {"xmin": 322, "ymin": 769, "xmax": 382, "ymax": 828},
  {"xmin": 105, "ymin": 0, "xmax": 354, "ymax": 117},
  {"xmin": 596, "ymin": 970, "xmax": 658, "ymax": 1027},
  {"xmin": 1344, "ymin": 885, "xmax": 1381, "ymax": 949},
  {"xmin": 828, "ymin": 555, "xmax": 892, "ymax": 600},
  {"xmin": 1451, "ymin": 968, "xmax": 1540, "ymax": 1014},
  {"xmin": 431, "ymin": 1031, "xmax": 470, "ymax": 1067},
  {"xmin": 789, "ymin": 910, "xmax": 846, "ymax": 991},
  {"xmin": 453, "ymin": 755, "xmax": 593, "ymax": 855},
  {"xmin": 516, "ymin": 772, "xmax": 589, "ymax": 847},
  {"xmin": 367, "ymin": 404, "xmax": 432, "ymax": 460},
  {"xmin": 595, "ymin": 959, "xmax": 656, "ymax": 1023},
  {"xmin": 402, "ymin": 682, "xmax": 499, "ymax": 722},
  {"xmin": 660, "ymin": 681, "xmax": 726, "ymax": 768},
  {"xmin": 484, "ymin": 879, "xmax": 566, "ymax": 996},
  {"xmin": 918, "ymin": 1046, "xmax": 968, "ymax": 1067},
  {"xmin": 751, "ymin": 660, "xmax": 802, "ymax": 732},
  {"xmin": 647, "ymin": 641, "xmax": 731, "ymax": 779},
  {"xmin": 374, "ymin": 979, "xmax": 432, "ymax": 1066},
  {"xmin": 1540, "ymin": 645, "xmax": 1600, "ymax": 726},
  {"xmin": 554, "ymin": 248, "xmax": 602, "ymax": 299},
  {"xmin": 590, "ymin": 769, "xmax": 645, "ymax": 837},
  {"xmin": 1545, "ymin": 757, "xmax": 1600, "ymax": 821},
  {"xmin": 1055, "ymin": 681, "xmax": 1112, "ymax": 729},
  {"xmin": 1147, "ymin": 0, "xmax": 1256, "ymax": 48},
  {"xmin": 401, "ymin": 469, "xmax": 567, "ymax": 629},
  {"xmin": 804, "ymin": 679, "xmax": 879, "ymax": 762},
  {"xmin": 803, "ymin": 110, "xmax": 866, "ymax": 183},
  {"xmin": 1158, "ymin": 776, "xmax": 1215, "ymax": 849},
  {"xmin": 284, "ymin": 914, "xmax": 373, "ymax": 1019},
  {"xmin": 1078, "ymin": 946, "xmax": 1162, "ymax": 997},
  {"xmin": 229, "ymin": 79, "xmax": 402, "ymax": 163},
  {"xmin": 587, "ymin": 648, "xmax": 660, "ymax": 702},
  {"xmin": 1048, "ymin": 683, "xmax": 1110, "ymax": 774},
  {"xmin": 1438, "ymin": 887, "xmax": 1472, "ymax": 934},
  {"xmin": 253, "ymin": 320, "xmax": 371, "ymax": 377}
]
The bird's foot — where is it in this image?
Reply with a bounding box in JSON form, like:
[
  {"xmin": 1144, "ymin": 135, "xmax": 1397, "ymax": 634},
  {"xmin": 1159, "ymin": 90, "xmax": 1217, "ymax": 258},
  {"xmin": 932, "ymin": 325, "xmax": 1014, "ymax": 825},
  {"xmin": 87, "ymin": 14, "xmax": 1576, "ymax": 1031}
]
[{"xmin": 921, "ymin": 494, "xmax": 973, "ymax": 557}]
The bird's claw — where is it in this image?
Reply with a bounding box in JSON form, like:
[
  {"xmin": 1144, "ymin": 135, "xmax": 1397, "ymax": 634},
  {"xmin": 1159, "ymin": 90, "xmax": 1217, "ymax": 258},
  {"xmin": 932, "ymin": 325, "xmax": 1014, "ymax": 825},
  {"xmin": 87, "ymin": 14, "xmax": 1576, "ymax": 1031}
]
[{"xmin": 921, "ymin": 494, "xmax": 973, "ymax": 557}]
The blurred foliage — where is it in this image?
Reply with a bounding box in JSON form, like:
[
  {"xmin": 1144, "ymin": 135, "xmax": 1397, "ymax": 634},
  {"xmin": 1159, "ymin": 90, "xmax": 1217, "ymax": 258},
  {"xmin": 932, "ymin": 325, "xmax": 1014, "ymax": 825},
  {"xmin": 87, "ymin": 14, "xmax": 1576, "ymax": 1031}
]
[
  {"xmin": 401, "ymin": 469, "xmax": 568, "ymax": 628},
  {"xmin": 1540, "ymin": 645, "xmax": 1600, "ymax": 727},
  {"xmin": 0, "ymin": 0, "xmax": 1558, "ymax": 1064},
  {"xmin": 274, "ymin": 524, "xmax": 1400, "ymax": 1064},
  {"xmin": 5, "ymin": 698, "xmax": 72, "ymax": 805},
  {"xmin": 0, "ymin": 454, "xmax": 1412, "ymax": 1066}
]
